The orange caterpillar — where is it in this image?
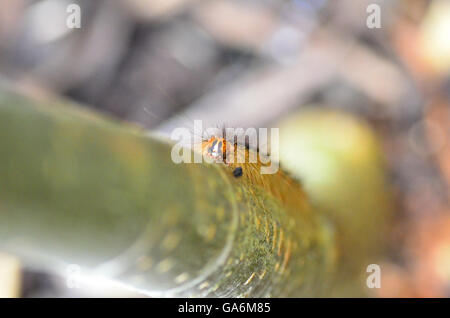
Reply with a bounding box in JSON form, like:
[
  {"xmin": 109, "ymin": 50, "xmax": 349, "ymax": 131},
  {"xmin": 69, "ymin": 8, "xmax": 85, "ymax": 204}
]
[{"xmin": 201, "ymin": 136, "xmax": 308, "ymax": 212}]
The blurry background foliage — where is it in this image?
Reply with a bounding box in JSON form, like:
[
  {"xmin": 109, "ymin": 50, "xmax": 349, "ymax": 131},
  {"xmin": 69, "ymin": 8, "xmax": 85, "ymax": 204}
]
[{"xmin": 0, "ymin": 0, "xmax": 449, "ymax": 297}]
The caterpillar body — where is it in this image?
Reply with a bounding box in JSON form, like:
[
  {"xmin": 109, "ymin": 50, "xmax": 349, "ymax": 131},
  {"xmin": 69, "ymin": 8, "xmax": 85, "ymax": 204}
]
[{"xmin": 201, "ymin": 136, "xmax": 308, "ymax": 211}]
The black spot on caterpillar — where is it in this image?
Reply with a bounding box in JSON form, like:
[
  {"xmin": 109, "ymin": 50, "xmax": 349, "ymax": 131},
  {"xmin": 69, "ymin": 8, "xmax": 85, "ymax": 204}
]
[{"xmin": 233, "ymin": 167, "xmax": 243, "ymax": 177}]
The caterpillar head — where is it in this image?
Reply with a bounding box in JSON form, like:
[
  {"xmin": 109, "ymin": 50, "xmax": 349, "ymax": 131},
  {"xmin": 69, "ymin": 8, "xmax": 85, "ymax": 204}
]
[{"xmin": 203, "ymin": 137, "xmax": 231, "ymax": 162}]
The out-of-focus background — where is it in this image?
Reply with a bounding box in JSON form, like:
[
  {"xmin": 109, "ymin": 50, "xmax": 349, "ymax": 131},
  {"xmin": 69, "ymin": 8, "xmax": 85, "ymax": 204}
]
[{"xmin": 0, "ymin": 0, "xmax": 449, "ymax": 297}]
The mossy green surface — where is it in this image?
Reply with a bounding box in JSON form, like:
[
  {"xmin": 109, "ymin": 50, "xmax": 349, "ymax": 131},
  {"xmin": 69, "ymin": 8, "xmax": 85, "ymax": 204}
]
[{"xmin": 0, "ymin": 89, "xmax": 338, "ymax": 297}]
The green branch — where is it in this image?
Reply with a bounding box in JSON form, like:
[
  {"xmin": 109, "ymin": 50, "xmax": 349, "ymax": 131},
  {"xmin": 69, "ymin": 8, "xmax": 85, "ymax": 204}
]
[{"xmin": 0, "ymin": 87, "xmax": 389, "ymax": 297}]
